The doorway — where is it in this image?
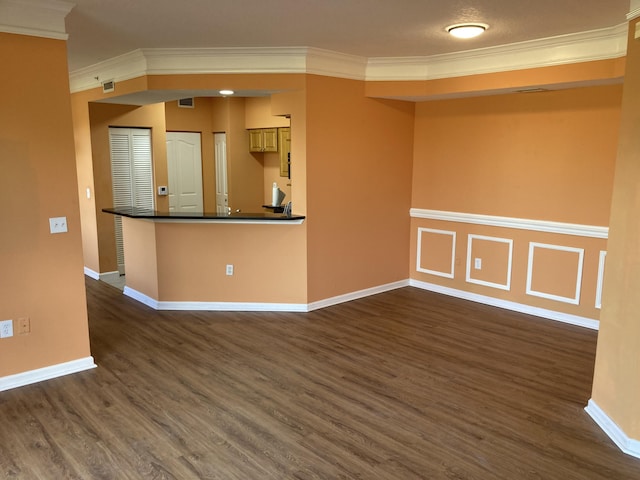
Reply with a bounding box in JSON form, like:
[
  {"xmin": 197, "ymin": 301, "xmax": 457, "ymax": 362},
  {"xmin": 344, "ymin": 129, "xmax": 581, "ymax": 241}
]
[
  {"xmin": 109, "ymin": 127, "xmax": 154, "ymax": 275},
  {"xmin": 214, "ymin": 133, "xmax": 228, "ymax": 214},
  {"xmin": 166, "ymin": 132, "xmax": 204, "ymax": 212}
]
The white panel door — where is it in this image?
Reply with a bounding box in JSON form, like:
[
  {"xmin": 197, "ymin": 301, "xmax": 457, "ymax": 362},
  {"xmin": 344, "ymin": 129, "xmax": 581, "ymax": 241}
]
[
  {"xmin": 214, "ymin": 133, "xmax": 229, "ymax": 214},
  {"xmin": 166, "ymin": 132, "xmax": 203, "ymax": 212},
  {"xmin": 109, "ymin": 127, "xmax": 154, "ymax": 274}
]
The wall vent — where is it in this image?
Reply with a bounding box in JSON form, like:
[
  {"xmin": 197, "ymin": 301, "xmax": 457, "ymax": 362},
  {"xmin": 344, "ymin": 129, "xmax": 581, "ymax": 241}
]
[
  {"xmin": 514, "ymin": 87, "xmax": 549, "ymax": 94},
  {"xmin": 178, "ymin": 97, "xmax": 195, "ymax": 108},
  {"xmin": 101, "ymin": 80, "xmax": 115, "ymax": 93}
]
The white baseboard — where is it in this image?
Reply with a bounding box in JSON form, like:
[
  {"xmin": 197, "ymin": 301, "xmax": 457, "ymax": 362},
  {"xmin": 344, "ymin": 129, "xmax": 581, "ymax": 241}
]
[
  {"xmin": 83, "ymin": 268, "xmax": 122, "ymax": 284},
  {"xmin": 83, "ymin": 266, "xmax": 100, "ymax": 280},
  {"xmin": 123, "ymin": 286, "xmax": 308, "ymax": 312},
  {"xmin": 159, "ymin": 301, "xmax": 309, "ymax": 312},
  {"xmin": 99, "ymin": 271, "xmax": 121, "ymax": 283},
  {"xmin": 409, "ymin": 279, "xmax": 599, "ymax": 330},
  {"xmin": 0, "ymin": 356, "xmax": 97, "ymax": 392},
  {"xmin": 306, "ymin": 279, "xmax": 410, "ymax": 311},
  {"xmin": 123, "ymin": 280, "xmax": 410, "ymax": 313},
  {"xmin": 585, "ymin": 399, "xmax": 640, "ymax": 459},
  {"xmin": 123, "ymin": 286, "xmax": 160, "ymax": 309}
]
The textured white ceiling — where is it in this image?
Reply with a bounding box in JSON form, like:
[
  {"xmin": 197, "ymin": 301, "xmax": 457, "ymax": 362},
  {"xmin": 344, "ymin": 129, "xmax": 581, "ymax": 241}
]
[{"xmin": 65, "ymin": 0, "xmax": 631, "ymax": 72}]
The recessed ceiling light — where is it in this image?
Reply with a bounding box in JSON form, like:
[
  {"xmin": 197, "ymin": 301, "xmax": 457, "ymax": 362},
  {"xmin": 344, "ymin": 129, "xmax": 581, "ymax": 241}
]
[
  {"xmin": 219, "ymin": 89, "xmax": 234, "ymax": 96},
  {"xmin": 446, "ymin": 23, "xmax": 488, "ymax": 39}
]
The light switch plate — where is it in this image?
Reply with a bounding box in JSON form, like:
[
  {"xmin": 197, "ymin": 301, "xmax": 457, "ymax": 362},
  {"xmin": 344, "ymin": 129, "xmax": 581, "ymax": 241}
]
[{"xmin": 49, "ymin": 216, "xmax": 68, "ymax": 234}]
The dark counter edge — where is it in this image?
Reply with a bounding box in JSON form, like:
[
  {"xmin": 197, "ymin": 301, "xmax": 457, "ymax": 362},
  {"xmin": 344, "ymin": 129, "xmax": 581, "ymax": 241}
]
[{"xmin": 102, "ymin": 207, "xmax": 305, "ymax": 222}]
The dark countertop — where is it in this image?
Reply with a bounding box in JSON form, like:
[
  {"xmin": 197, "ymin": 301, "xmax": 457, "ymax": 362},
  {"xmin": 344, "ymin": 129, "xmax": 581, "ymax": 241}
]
[{"xmin": 102, "ymin": 207, "xmax": 305, "ymax": 222}]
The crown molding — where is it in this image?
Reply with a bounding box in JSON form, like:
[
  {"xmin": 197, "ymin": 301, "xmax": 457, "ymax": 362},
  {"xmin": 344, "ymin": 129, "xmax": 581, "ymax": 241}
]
[
  {"xmin": 69, "ymin": 49, "xmax": 150, "ymax": 93},
  {"xmin": 69, "ymin": 46, "xmax": 368, "ymax": 93},
  {"xmin": 628, "ymin": 8, "xmax": 640, "ymax": 21},
  {"xmin": 142, "ymin": 46, "xmax": 309, "ymax": 74},
  {"xmin": 0, "ymin": 0, "xmax": 73, "ymax": 40},
  {"xmin": 366, "ymin": 23, "xmax": 628, "ymax": 81},
  {"xmin": 69, "ymin": 23, "xmax": 628, "ymax": 94},
  {"xmin": 305, "ymin": 47, "xmax": 368, "ymax": 80}
]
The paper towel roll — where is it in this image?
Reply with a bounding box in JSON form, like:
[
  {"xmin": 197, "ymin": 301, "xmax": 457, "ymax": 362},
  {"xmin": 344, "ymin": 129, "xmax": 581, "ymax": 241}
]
[{"xmin": 272, "ymin": 183, "xmax": 279, "ymax": 206}]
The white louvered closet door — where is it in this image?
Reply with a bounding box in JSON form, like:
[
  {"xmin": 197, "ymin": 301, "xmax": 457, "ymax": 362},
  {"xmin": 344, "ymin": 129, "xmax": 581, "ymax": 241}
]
[{"xmin": 109, "ymin": 127, "xmax": 154, "ymax": 274}]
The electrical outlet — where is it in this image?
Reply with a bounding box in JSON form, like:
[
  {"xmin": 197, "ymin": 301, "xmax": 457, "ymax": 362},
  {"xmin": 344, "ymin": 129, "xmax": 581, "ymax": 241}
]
[
  {"xmin": 474, "ymin": 258, "xmax": 482, "ymax": 270},
  {"xmin": 18, "ymin": 317, "xmax": 30, "ymax": 335},
  {"xmin": 226, "ymin": 264, "xmax": 234, "ymax": 276},
  {"xmin": 49, "ymin": 216, "xmax": 68, "ymax": 234},
  {"xmin": 0, "ymin": 320, "xmax": 13, "ymax": 338}
]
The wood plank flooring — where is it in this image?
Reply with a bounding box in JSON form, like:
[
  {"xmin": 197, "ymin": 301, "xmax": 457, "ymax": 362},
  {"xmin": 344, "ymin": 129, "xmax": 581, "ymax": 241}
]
[{"xmin": 1, "ymin": 278, "xmax": 640, "ymax": 479}]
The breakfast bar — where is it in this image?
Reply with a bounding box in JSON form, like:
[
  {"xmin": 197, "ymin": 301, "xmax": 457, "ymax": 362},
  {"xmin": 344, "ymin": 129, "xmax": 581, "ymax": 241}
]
[{"xmin": 102, "ymin": 207, "xmax": 307, "ymax": 311}]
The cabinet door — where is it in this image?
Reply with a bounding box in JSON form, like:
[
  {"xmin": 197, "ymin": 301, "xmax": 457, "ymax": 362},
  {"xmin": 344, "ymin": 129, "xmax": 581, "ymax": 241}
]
[
  {"xmin": 249, "ymin": 129, "xmax": 264, "ymax": 152},
  {"xmin": 279, "ymin": 128, "xmax": 291, "ymax": 177},
  {"xmin": 262, "ymin": 128, "xmax": 278, "ymax": 152}
]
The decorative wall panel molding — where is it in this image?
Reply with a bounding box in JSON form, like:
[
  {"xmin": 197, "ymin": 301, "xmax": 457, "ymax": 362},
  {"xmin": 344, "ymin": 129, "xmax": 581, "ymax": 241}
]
[
  {"xmin": 595, "ymin": 250, "xmax": 607, "ymax": 309},
  {"xmin": 465, "ymin": 234, "xmax": 513, "ymax": 291},
  {"xmin": 416, "ymin": 227, "xmax": 456, "ymax": 279},
  {"xmin": 410, "ymin": 209, "xmax": 608, "ymax": 238},
  {"xmin": 526, "ymin": 242, "xmax": 584, "ymax": 305}
]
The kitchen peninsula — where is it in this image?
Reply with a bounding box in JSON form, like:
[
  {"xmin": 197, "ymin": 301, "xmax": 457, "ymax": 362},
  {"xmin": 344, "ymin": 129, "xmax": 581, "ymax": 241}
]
[{"xmin": 103, "ymin": 207, "xmax": 307, "ymax": 311}]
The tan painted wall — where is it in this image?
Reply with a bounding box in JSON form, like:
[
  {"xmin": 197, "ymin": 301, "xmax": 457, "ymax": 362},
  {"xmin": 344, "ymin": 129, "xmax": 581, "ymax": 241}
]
[
  {"xmin": 0, "ymin": 33, "xmax": 91, "ymax": 376},
  {"xmin": 221, "ymin": 98, "xmax": 264, "ymax": 213},
  {"xmin": 305, "ymin": 75, "xmax": 415, "ymax": 302},
  {"xmin": 366, "ymin": 58, "xmax": 625, "ymax": 100},
  {"xmin": 272, "ymin": 89, "xmax": 307, "ymax": 215},
  {"xmin": 263, "ymin": 150, "xmax": 292, "ymax": 206},
  {"xmin": 121, "ymin": 219, "xmax": 307, "ymax": 304},
  {"xmin": 244, "ymin": 96, "xmax": 292, "ymax": 206},
  {"xmin": 71, "ymin": 90, "xmax": 100, "ymax": 273},
  {"xmin": 245, "ymin": 97, "xmax": 291, "ymax": 129},
  {"xmin": 155, "ymin": 222, "xmax": 307, "ymax": 303},
  {"xmin": 410, "ymin": 85, "xmax": 621, "ymax": 320},
  {"xmin": 122, "ymin": 217, "xmax": 159, "ymax": 299},
  {"xmin": 592, "ymin": 19, "xmax": 640, "ymax": 439},
  {"xmin": 412, "ymin": 85, "xmax": 621, "ymax": 224},
  {"xmin": 410, "ymin": 219, "xmax": 607, "ymax": 319},
  {"xmin": 88, "ymin": 103, "xmax": 168, "ymax": 273}
]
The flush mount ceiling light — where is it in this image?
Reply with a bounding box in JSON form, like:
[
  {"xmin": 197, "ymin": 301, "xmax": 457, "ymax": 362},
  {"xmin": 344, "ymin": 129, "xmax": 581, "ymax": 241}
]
[
  {"xmin": 219, "ymin": 89, "xmax": 234, "ymax": 96},
  {"xmin": 446, "ymin": 23, "xmax": 488, "ymax": 39}
]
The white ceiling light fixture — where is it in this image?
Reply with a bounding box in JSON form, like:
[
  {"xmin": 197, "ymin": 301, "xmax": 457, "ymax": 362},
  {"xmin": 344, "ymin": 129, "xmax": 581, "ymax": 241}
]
[
  {"xmin": 446, "ymin": 23, "xmax": 489, "ymax": 39},
  {"xmin": 219, "ymin": 89, "xmax": 234, "ymax": 96}
]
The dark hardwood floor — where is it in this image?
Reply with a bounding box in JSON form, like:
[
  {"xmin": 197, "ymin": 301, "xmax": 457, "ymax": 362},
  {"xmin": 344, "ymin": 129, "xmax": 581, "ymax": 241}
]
[{"xmin": 1, "ymin": 278, "xmax": 639, "ymax": 479}]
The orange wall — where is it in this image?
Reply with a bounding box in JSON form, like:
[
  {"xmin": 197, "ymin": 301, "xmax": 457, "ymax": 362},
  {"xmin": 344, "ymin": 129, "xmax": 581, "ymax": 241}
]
[
  {"xmin": 156, "ymin": 223, "xmax": 307, "ymax": 303},
  {"xmin": 245, "ymin": 97, "xmax": 291, "ymax": 129},
  {"xmin": 122, "ymin": 218, "xmax": 307, "ymax": 304},
  {"xmin": 410, "ymin": 219, "xmax": 607, "ymax": 319},
  {"xmin": 592, "ymin": 18, "xmax": 640, "ymax": 439},
  {"xmin": 71, "ymin": 90, "xmax": 100, "ymax": 273},
  {"xmin": 0, "ymin": 33, "xmax": 91, "ymax": 376},
  {"xmin": 366, "ymin": 58, "xmax": 625, "ymax": 100},
  {"xmin": 412, "ymin": 85, "xmax": 622, "ymax": 224},
  {"xmin": 410, "ymin": 84, "xmax": 621, "ymax": 320},
  {"xmin": 88, "ymin": 102, "xmax": 168, "ymax": 272},
  {"xmin": 263, "ymin": 150, "xmax": 292, "ymax": 206},
  {"xmin": 305, "ymin": 75, "xmax": 415, "ymax": 302},
  {"xmin": 226, "ymin": 98, "xmax": 265, "ymax": 212}
]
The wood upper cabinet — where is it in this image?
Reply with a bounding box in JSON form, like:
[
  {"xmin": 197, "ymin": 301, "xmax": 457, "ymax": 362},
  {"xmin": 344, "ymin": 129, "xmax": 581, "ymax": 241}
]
[
  {"xmin": 249, "ymin": 128, "xmax": 278, "ymax": 152},
  {"xmin": 263, "ymin": 128, "xmax": 278, "ymax": 152},
  {"xmin": 249, "ymin": 129, "xmax": 263, "ymax": 152},
  {"xmin": 279, "ymin": 127, "xmax": 291, "ymax": 177}
]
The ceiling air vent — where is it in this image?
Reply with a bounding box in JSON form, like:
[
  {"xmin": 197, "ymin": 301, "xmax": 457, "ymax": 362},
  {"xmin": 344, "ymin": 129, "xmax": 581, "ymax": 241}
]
[
  {"xmin": 101, "ymin": 79, "xmax": 115, "ymax": 93},
  {"xmin": 178, "ymin": 97, "xmax": 195, "ymax": 108}
]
